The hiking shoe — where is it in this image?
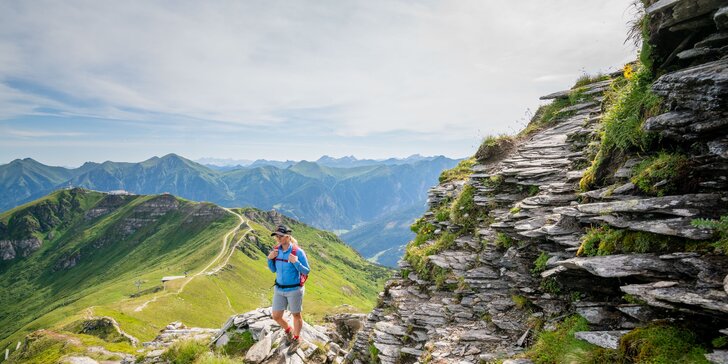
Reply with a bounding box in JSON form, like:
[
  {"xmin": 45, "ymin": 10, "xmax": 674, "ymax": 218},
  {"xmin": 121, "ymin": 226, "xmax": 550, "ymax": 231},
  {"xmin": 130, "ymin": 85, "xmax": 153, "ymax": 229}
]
[
  {"xmin": 286, "ymin": 337, "xmax": 301, "ymax": 355},
  {"xmin": 284, "ymin": 328, "xmax": 294, "ymax": 343}
]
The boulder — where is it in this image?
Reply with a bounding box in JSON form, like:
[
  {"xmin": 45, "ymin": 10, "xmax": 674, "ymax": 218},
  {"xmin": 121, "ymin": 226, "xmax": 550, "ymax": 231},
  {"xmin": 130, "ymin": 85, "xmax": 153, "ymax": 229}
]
[{"xmin": 574, "ymin": 331, "xmax": 630, "ymax": 349}]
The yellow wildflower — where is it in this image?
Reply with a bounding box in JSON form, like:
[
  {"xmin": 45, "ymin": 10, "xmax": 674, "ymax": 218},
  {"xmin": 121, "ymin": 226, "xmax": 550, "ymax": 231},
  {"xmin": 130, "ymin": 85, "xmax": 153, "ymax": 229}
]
[{"xmin": 623, "ymin": 64, "xmax": 634, "ymax": 80}]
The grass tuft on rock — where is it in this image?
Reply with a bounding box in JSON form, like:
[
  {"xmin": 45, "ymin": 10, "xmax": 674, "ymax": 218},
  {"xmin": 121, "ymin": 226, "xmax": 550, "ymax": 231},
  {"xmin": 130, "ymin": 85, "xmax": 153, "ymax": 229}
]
[
  {"xmin": 631, "ymin": 152, "xmax": 690, "ymax": 196},
  {"xmin": 531, "ymin": 252, "xmax": 550, "ymax": 276},
  {"xmin": 161, "ymin": 339, "xmax": 209, "ymax": 364},
  {"xmin": 619, "ymin": 324, "xmax": 709, "ymax": 363},
  {"xmin": 573, "ymin": 73, "xmax": 610, "ymax": 88},
  {"xmin": 449, "ymin": 185, "xmax": 485, "ymax": 233},
  {"xmin": 220, "ymin": 331, "xmax": 255, "ymax": 357},
  {"xmin": 692, "ymin": 216, "xmax": 728, "ymax": 254},
  {"xmin": 439, "ymin": 157, "xmax": 476, "ymax": 183},
  {"xmin": 576, "ymin": 226, "xmax": 687, "ymax": 256},
  {"xmin": 527, "ymin": 315, "xmax": 615, "ymax": 364},
  {"xmin": 475, "ymin": 135, "xmax": 515, "ymax": 163},
  {"xmin": 495, "ymin": 232, "xmax": 514, "ymax": 249}
]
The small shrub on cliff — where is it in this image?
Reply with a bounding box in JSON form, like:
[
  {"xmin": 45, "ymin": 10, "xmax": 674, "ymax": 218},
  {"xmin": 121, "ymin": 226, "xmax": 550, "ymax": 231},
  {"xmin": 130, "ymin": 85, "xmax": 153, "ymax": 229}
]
[
  {"xmin": 528, "ymin": 315, "xmax": 614, "ymax": 364},
  {"xmin": 631, "ymin": 152, "xmax": 690, "ymax": 196},
  {"xmin": 712, "ymin": 336, "xmax": 728, "ymax": 349},
  {"xmin": 692, "ymin": 216, "xmax": 728, "ymax": 253},
  {"xmin": 434, "ymin": 206, "xmax": 450, "ymax": 222},
  {"xmin": 475, "ymin": 135, "xmax": 515, "ymax": 163},
  {"xmin": 531, "ymin": 252, "xmax": 550, "ymax": 276},
  {"xmin": 495, "ymin": 232, "xmax": 513, "ymax": 249},
  {"xmin": 511, "ymin": 295, "xmax": 532, "ymax": 310},
  {"xmin": 540, "ymin": 277, "xmax": 561, "ymax": 295},
  {"xmin": 368, "ymin": 342, "xmax": 380, "ymax": 363},
  {"xmin": 619, "ymin": 324, "xmax": 708, "ymax": 363},
  {"xmin": 450, "ymin": 184, "xmax": 484, "ymax": 232},
  {"xmin": 577, "ymin": 226, "xmax": 685, "ymax": 256},
  {"xmin": 220, "ymin": 331, "xmax": 254, "ymax": 356},
  {"xmin": 573, "ymin": 72, "xmax": 610, "ymax": 88},
  {"xmin": 439, "ymin": 157, "xmax": 476, "ymax": 183},
  {"xmin": 410, "ymin": 218, "xmax": 436, "ymax": 248}
]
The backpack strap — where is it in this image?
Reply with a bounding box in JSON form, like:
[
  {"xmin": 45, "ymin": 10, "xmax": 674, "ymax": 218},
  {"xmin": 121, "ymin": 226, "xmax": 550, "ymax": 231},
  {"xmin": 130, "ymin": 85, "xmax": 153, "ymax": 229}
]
[{"xmin": 273, "ymin": 244, "xmax": 298, "ymax": 262}]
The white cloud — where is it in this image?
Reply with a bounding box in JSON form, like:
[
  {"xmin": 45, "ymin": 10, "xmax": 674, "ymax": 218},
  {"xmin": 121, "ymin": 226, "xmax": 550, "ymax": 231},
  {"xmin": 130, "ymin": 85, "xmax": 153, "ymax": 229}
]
[
  {"xmin": 0, "ymin": 0, "xmax": 638, "ymax": 139},
  {"xmin": 4, "ymin": 129, "xmax": 88, "ymax": 138}
]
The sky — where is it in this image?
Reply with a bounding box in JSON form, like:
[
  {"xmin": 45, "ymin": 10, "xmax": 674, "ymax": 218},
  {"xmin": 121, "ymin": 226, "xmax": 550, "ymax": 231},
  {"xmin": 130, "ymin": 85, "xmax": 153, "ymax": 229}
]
[{"xmin": 0, "ymin": 1, "xmax": 640, "ymax": 167}]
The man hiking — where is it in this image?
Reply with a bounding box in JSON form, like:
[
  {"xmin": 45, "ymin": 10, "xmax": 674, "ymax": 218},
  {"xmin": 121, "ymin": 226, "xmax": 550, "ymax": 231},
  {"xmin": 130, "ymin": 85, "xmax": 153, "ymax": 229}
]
[{"xmin": 267, "ymin": 224, "xmax": 311, "ymax": 354}]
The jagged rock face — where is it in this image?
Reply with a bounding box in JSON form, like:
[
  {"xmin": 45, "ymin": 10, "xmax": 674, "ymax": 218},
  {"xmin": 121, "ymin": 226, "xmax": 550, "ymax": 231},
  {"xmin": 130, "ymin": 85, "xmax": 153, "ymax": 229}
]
[
  {"xmin": 348, "ymin": 78, "xmax": 610, "ymax": 364},
  {"xmin": 0, "ymin": 237, "xmax": 41, "ymax": 261},
  {"xmin": 84, "ymin": 194, "xmax": 133, "ymax": 220},
  {"xmin": 241, "ymin": 208, "xmax": 296, "ymax": 231},
  {"xmin": 349, "ymin": 5, "xmax": 728, "ymax": 361}
]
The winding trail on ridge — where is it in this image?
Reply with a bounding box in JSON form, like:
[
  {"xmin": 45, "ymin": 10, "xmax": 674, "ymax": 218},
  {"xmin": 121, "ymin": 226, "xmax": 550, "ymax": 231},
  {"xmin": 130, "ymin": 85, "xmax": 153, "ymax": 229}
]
[{"xmin": 133, "ymin": 208, "xmax": 249, "ymax": 312}]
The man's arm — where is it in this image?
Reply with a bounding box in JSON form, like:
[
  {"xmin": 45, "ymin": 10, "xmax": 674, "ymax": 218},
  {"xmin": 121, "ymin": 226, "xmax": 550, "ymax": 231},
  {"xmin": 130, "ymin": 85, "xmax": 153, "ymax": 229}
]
[
  {"xmin": 293, "ymin": 249, "xmax": 310, "ymax": 275},
  {"xmin": 267, "ymin": 250, "xmax": 277, "ymax": 273}
]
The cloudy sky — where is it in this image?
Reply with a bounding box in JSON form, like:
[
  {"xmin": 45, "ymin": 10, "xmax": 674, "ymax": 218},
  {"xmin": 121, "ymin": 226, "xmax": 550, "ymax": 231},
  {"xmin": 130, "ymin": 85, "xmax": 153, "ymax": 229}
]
[{"xmin": 0, "ymin": 1, "xmax": 639, "ymax": 166}]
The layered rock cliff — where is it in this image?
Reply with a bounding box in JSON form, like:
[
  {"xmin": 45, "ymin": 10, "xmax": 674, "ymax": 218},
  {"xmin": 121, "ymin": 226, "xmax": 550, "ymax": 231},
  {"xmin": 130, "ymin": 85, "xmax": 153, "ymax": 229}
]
[{"xmin": 348, "ymin": 2, "xmax": 728, "ymax": 363}]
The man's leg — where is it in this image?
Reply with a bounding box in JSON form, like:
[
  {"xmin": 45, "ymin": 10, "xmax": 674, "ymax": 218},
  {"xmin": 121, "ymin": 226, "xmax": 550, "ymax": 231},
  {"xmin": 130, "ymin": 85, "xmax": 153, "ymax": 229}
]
[
  {"xmin": 272, "ymin": 310, "xmax": 289, "ymax": 331},
  {"xmin": 286, "ymin": 289, "xmax": 305, "ymax": 354},
  {"xmin": 292, "ymin": 312, "xmax": 303, "ymax": 337},
  {"xmin": 271, "ymin": 289, "xmax": 290, "ymax": 331},
  {"xmin": 289, "ymin": 288, "xmax": 304, "ymax": 337}
]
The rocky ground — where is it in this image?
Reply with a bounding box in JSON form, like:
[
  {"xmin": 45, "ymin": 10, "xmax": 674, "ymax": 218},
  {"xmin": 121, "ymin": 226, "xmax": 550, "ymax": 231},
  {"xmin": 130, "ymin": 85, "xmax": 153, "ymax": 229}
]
[{"xmin": 129, "ymin": 308, "xmax": 364, "ymax": 364}]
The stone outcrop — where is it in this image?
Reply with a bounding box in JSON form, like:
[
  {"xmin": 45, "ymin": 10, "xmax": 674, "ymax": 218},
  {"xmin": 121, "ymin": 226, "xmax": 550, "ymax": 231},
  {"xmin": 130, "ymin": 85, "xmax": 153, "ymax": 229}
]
[
  {"xmin": 348, "ymin": 74, "xmax": 614, "ymax": 363},
  {"xmin": 0, "ymin": 237, "xmax": 41, "ymax": 261},
  {"xmin": 348, "ymin": 4, "xmax": 728, "ymax": 361},
  {"xmin": 207, "ymin": 308, "xmax": 354, "ymax": 364}
]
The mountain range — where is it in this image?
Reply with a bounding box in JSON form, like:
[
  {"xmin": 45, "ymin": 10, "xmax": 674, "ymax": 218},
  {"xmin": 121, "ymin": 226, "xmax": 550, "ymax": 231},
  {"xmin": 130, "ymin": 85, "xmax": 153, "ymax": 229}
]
[
  {"xmin": 0, "ymin": 154, "xmax": 460, "ymax": 266},
  {"xmin": 196, "ymin": 154, "xmax": 447, "ymax": 169}
]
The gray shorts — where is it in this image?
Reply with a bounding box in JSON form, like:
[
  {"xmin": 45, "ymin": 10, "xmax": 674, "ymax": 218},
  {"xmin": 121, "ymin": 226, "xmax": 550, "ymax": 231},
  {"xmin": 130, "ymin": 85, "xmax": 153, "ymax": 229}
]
[{"xmin": 272, "ymin": 287, "xmax": 304, "ymax": 313}]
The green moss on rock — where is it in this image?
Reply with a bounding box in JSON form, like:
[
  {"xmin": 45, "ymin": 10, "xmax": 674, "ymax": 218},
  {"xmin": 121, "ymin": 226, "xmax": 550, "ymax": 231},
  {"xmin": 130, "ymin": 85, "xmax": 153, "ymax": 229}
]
[
  {"xmin": 631, "ymin": 152, "xmax": 690, "ymax": 196},
  {"xmin": 576, "ymin": 226, "xmax": 686, "ymax": 256},
  {"xmin": 439, "ymin": 157, "xmax": 476, "ymax": 183},
  {"xmin": 619, "ymin": 324, "xmax": 709, "ymax": 364}
]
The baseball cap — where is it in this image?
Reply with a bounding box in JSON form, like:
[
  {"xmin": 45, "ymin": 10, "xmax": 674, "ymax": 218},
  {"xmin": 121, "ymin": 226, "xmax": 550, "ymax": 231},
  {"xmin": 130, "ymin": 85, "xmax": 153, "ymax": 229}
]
[{"xmin": 270, "ymin": 225, "xmax": 292, "ymax": 236}]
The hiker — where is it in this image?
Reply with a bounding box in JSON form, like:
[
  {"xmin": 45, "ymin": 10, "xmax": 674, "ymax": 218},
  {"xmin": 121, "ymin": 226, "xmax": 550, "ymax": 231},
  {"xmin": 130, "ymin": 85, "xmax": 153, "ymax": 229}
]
[{"xmin": 267, "ymin": 224, "xmax": 310, "ymax": 354}]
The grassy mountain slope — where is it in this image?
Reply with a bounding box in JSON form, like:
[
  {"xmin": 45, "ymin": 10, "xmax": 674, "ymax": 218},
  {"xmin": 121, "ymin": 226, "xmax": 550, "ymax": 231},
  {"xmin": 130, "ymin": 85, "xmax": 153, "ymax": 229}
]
[{"xmin": 0, "ymin": 189, "xmax": 390, "ymax": 355}]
